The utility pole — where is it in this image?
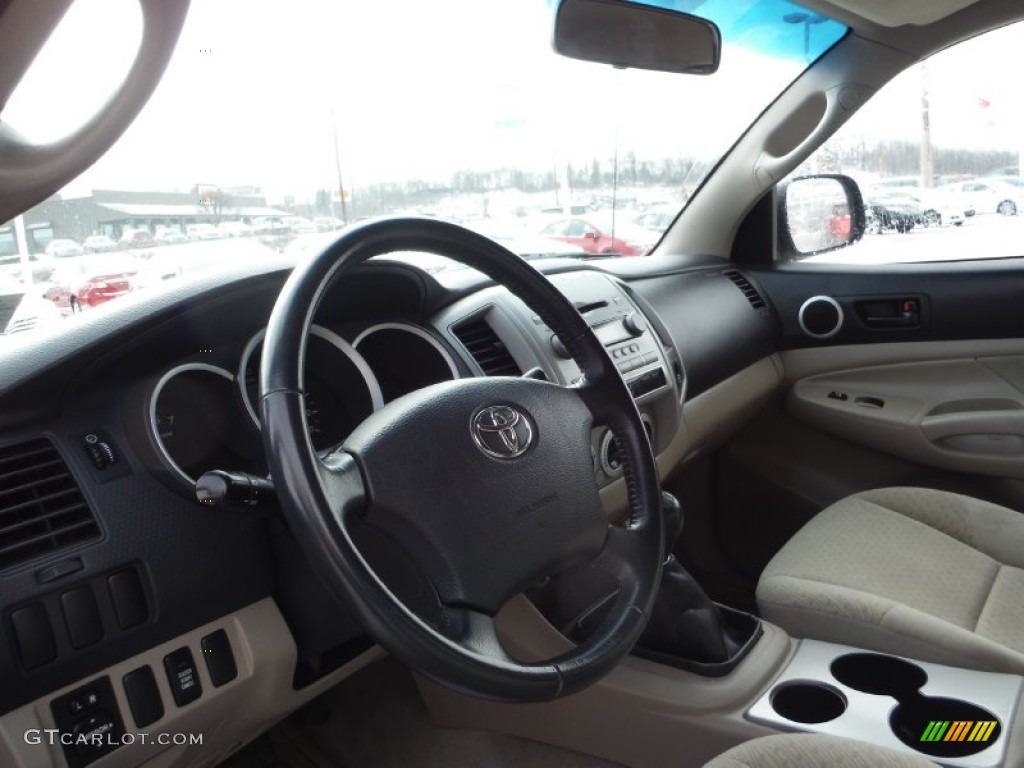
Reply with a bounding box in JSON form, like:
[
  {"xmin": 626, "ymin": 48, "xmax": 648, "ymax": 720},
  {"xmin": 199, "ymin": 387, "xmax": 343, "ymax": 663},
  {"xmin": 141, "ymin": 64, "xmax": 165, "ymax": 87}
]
[
  {"xmin": 920, "ymin": 62, "xmax": 934, "ymax": 187},
  {"xmin": 331, "ymin": 109, "xmax": 349, "ymax": 225},
  {"xmin": 13, "ymin": 215, "xmax": 30, "ymax": 284}
]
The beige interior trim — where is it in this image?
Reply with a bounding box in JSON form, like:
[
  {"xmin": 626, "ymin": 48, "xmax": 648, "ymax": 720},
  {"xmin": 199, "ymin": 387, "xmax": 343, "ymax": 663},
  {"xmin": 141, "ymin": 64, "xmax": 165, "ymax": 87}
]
[
  {"xmin": 787, "ymin": 356, "xmax": 1024, "ymax": 479},
  {"xmin": 418, "ymin": 596, "xmax": 794, "ymax": 768},
  {"xmin": 663, "ymin": 35, "xmax": 910, "ymax": 258},
  {"xmin": 0, "ymin": 598, "xmax": 383, "ymax": 768},
  {"xmin": 0, "ymin": 0, "xmax": 191, "ymax": 224},
  {"xmin": 600, "ymin": 355, "xmax": 782, "ymax": 517},
  {"xmin": 817, "ymin": 0, "xmax": 982, "ymax": 27},
  {"xmin": 681, "ymin": 355, "xmax": 783, "ymax": 465},
  {"xmin": 780, "ymin": 339, "xmax": 1024, "ymax": 386}
]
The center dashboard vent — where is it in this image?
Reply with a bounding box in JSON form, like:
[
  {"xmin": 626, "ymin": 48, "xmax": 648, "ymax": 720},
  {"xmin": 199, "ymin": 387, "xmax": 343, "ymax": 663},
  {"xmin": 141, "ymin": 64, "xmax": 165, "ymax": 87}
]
[
  {"xmin": 452, "ymin": 318, "xmax": 522, "ymax": 376},
  {"xmin": 722, "ymin": 270, "xmax": 768, "ymax": 314},
  {"xmin": 0, "ymin": 438, "xmax": 99, "ymax": 570}
]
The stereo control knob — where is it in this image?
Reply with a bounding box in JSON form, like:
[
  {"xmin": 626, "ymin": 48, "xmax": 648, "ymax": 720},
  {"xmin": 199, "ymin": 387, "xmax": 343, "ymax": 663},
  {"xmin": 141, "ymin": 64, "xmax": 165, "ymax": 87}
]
[{"xmin": 622, "ymin": 312, "xmax": 646, "ymax": 336}]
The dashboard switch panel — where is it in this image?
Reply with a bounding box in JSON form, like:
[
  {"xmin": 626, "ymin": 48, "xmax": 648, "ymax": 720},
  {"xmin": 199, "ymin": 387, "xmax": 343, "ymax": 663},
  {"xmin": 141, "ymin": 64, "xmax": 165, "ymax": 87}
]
[
  {"xmin": 60, "ymin": 586, "xmax": 104, "ymax": 649},
  {"xmin": 123, "ymin": 665, "xmax": 164, "ymax": 727},
  {"xmin": 10, "ymin": 602, "xmax": 57, "ymax": 670},
  {"xmin": 107, "ymin": 567, "xmax": 149, "ymax": 629},
  {"xmin": 163, "ymin": 646, "xmax": 202, "ymax": 707},
  {"xmin": 200, "ymin": 629, "xmax": 238, "ymax": 687},
  {"xmin": 50, "ymin": 676, "xmax": 125, "ymax": 768}
]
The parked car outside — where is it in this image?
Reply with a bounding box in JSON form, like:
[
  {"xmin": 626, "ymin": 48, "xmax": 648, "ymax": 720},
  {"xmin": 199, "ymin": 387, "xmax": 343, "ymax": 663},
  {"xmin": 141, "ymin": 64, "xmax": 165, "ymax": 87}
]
[
  {"xmin": 82, "ymin": 234, "xmax": 118, "ymax": 253},
  {"xmin": 218, "ymin": 220, "xmax": 254, "ymax": 238},
  {"xmin": 42, "ymin": 254, "xmax": 140, "ymax": 313},
  {"xmin": 283, "ymin": 216, "xmax": 317, "ymax": 234},
  {"xmin": 186, "ymin": 222, "xmax": 224, "ymax": 240},
  {"xmin": 939, "ymin": 178, "xmax": 1023, "ymax": 216},
  {"xmin": 153, "ymin": 227, "xmax": 189, "ymax": 245},
  {"xmin": 863, "ymin": 191, "xmax": 922, "ymax": 233},
  {"xmin": 253, "ymin": 217, "xmax": 291, "ymax": 235},
  {"xmin": 313, "ymin": 216, "xmax": 345, "ymax": 232},
  {"xmin": 0, "ymin": 272, "xmax": 63, "ymax": 335},
  {"xmin": 632, "ymin": 207, "xmax": 678, "ymax": 234},
  {"xmin": 43, "ymin": 238, "xmax": 84, "ymax": 257},
  {"xmin": 466, "ymin": 220, "xmax": 588, "ymax": 261},
  {"xmin": 119, "ymin": 229, "xmax": 156, "ymax": 249},
  {"xmin": 537, "ymin": 216, "xmax": 652, "ymax": 256}
]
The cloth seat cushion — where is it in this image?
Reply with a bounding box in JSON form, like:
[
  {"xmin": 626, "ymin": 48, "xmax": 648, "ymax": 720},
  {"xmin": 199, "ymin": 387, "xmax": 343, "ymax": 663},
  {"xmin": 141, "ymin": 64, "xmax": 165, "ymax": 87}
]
[
  {"xmin": 756, "ymin": 487, "xmax": 1024, "ymax": 673},
  {"xmin": 704, "ymin": 734, "xmax": 937, "ymax": 768}
]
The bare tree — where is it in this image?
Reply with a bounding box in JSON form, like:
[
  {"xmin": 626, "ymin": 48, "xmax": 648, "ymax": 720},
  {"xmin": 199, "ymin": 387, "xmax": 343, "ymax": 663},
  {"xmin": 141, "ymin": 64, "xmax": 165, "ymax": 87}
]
[{"xmin": 198, "ymin": 187, "xmax": 234, "ymax": 224}]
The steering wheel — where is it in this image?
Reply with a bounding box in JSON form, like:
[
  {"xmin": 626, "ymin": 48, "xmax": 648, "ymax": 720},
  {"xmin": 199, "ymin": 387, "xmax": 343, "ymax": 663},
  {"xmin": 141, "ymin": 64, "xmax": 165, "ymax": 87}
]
[{"xmin": 260, "ymin": 217, "xmax": 663, "ymax": 702}]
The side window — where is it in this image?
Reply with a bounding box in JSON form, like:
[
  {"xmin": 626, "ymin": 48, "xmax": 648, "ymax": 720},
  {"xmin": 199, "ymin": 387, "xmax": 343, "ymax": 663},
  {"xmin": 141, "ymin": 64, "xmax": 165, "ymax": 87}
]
[
  {"xmin": 565, "ymin": 220, "xmax": 588, "ymax": 237},
  {"xmin": 541, "ymin": 221, "xmax": 566, "ymax": 237},
  {"xmin": 782, "ymin": 21, "xmax": 1023, "ymax": 265}
]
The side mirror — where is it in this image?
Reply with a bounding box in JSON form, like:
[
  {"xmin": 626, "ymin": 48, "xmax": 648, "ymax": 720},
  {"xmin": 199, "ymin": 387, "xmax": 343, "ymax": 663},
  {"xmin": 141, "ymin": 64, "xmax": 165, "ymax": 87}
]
[
  {"xmin": 778, "ymin": 174, "xmax": 866, "ymax": 259},
  {"xmin": 553, "ymin": 0, "xmax": 720, "ymax": 75},
  {"xmin": 584, "ymin": 231, "xmax": 599, "ymax": 239}
]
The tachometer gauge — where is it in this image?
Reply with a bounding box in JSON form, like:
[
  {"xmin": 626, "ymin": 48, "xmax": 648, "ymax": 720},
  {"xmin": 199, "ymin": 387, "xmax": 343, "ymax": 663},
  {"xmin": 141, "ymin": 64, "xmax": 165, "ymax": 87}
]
[
  {"xmin": 353, "ymin": 323, "xmax": 459, "ymax": 402},
  {"xmin": 239, "ymin": 325, "xmax": 383, "ymax": 451}
]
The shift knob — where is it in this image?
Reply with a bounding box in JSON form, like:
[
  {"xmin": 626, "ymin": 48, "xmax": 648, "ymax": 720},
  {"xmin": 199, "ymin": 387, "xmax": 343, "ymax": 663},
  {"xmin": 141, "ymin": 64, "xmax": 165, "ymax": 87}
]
[{"xmin": 661, "ymin": 490, "xmax": 684, "ymax": 562}]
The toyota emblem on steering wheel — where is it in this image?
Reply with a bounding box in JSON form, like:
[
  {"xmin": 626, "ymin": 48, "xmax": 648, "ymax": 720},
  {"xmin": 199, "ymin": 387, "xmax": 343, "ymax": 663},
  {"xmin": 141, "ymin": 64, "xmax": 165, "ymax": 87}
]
[{"xmin": 471, "ymin": 405, "xmax": 534, "ymax": 459}]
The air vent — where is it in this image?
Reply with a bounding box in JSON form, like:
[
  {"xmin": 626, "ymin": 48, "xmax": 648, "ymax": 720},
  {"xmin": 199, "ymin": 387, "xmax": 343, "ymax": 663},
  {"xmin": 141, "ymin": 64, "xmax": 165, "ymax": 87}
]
[
  {"xmin": 0, "ymin": 439, "xmax": 99, "ymax": 570},
  {"xmin": 722, "ymin": 270, "xmax": 768, "ymax": 312},
  {"xmin": 452, "ymin": 318, "xmax": 522, "ymax": 376}
]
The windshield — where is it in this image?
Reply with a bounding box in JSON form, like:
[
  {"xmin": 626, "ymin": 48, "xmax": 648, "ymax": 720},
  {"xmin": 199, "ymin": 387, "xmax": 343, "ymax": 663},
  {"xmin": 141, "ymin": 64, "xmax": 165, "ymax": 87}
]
[{"xmin": 0, "ymin": 0, "xmax": 845, "ymax": 336}]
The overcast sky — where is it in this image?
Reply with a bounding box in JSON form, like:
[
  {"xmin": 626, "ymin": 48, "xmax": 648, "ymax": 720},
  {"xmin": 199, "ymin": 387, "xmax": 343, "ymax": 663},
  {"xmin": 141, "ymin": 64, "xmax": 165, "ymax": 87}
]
[{"xmin": 3, "ymin": 0, "xmax": 1022, "ymax": 204}]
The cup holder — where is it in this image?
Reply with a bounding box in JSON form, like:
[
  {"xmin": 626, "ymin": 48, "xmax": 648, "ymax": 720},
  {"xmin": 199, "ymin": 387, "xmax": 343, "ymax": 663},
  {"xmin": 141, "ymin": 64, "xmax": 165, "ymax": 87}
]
[
  {"xmin": 831, "ymin": 653, "xmax": 928, "ymax": 697},
  {"xmin": 891, "ymin": 696, "xmax": 1002, "ymax": 758},
  {"xmin": 830, "ymin": 653, "xmax": 1001, "ymax": 757},
  {"xmin": 770, "ymin": 681, "xmax": 847, "ymax": 724}
]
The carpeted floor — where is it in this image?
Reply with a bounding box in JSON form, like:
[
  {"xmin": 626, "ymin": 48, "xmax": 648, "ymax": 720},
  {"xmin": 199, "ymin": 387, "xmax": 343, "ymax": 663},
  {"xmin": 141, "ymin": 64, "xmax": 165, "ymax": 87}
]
[{"xmin": 265, "ymin": 657, "xmax": 626, "ymax": 768}]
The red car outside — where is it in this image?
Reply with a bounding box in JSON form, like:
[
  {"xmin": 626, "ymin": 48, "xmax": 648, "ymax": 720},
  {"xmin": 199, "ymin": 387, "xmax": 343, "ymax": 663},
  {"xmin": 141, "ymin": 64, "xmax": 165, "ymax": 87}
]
[
  {"xmin": 538, "ymin": 217, "xmax": 649, "ymax": 256},
  {"xmin": 43, "ymin": 257, "xmax": 138, "ymax": 313}
]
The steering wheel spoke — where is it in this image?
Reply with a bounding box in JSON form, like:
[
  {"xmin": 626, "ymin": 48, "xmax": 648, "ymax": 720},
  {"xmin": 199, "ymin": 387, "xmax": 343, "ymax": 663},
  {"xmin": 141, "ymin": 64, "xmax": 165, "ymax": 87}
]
[
  {"xmin": 317, "ymin": 450, "xmax": 366, "ymax": 521},
  {"xmin": 590, "ymin": 524, "xmax": 657, "ymax": 607},
  {"xmin": 441, "ymin": 605, "xmax": 515, "ymax": 662}
]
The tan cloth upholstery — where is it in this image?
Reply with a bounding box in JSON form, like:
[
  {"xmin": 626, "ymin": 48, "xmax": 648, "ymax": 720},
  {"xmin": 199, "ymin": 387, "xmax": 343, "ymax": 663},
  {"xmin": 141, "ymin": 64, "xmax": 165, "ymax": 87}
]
[
  {"xmin": 704, "ymin": 734, "xmax": 937, "ymax": 768},
  {"xmin": 757, "ymin": 487, "xmax": 1024, "ymax": 673}
]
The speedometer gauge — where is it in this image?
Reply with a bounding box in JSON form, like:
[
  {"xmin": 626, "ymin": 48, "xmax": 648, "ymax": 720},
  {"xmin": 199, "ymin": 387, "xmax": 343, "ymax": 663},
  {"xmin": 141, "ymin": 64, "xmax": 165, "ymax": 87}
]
[
  {"xmin": 149, "ymin": 363, "xmax": 263, "ymax": 485},
  {"xmin": 239, "ymin": 325, "xmax": 383, "ymax": 451}
]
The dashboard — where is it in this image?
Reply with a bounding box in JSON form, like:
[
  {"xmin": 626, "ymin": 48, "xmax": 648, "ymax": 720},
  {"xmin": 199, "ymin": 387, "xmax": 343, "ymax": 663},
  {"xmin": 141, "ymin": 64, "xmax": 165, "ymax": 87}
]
[{"xmin": 0, "ymin": 251, "xmax": 780, "ymax": 767}]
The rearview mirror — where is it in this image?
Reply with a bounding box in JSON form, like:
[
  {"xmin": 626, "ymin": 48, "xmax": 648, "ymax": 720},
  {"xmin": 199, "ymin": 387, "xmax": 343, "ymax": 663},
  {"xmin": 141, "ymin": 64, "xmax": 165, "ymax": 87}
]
[
  {"xmin": 553, "ymin": 0, "xmax": 721, "ymax": 75},
  {"xmin": 778, "ymin": 174, "xmax": 866, "ymax": 259}
]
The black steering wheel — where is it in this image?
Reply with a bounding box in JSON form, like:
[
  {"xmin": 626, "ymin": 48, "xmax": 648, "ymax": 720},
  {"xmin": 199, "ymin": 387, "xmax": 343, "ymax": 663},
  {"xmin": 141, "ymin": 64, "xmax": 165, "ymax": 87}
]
[{"xmin": 260, "ymin": 217, "xmax": 663, "ymax": 702}]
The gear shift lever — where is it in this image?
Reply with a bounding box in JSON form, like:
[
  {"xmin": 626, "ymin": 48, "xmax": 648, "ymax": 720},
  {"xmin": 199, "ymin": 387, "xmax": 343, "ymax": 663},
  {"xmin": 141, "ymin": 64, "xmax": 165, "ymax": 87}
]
[
  {"xmin": 660, "ymin": 490, "xmax": 684, "ymax": 562},
  {"xmin": 639, "ymin": 491, "xmax": 741, "ymax": 664}
]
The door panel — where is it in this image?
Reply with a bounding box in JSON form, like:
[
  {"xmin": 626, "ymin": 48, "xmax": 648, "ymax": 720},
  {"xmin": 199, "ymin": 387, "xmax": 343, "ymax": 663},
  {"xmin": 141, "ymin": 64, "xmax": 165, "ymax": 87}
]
[
  {"xmin": 788, "ymin": 356, "xmax": 1024, "ymax": 479},
  {"xmin": 710, "ymin": 262, "xmax": 1024, "ymax": 588},
  {"xmin": 748, "ymin": 261, "xmax": 1024, "ymax": 350}
]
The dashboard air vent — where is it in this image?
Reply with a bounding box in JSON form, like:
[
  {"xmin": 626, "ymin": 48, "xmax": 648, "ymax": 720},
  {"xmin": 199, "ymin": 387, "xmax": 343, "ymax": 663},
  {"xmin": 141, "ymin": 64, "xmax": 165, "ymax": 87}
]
[
  {"xmin": 0, "ymin": 438, "xmax": 99, "ymax": 570},
  {"xmin": 722, "ymin": 270, "xmax": 768, "ymax": 312},
  {"xmin": 452, "ymin": 318, "xmax": 522, "ymax": 376}
]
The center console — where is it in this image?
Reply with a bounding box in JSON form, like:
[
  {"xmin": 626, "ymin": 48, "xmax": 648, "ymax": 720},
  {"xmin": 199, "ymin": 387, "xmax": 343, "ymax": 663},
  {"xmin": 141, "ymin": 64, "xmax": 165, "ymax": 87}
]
[{"xmin": 748, "ymin": 640, "xmax": 1023, "ymax": 767}]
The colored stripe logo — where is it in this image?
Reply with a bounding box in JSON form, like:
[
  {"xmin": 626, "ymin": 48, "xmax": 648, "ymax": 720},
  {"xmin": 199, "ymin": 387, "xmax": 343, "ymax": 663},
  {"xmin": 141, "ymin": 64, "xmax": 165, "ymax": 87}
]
[{"xmin": 921, "ymin": 721, "xmax": 998, "ymax": 743}]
